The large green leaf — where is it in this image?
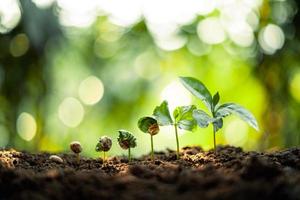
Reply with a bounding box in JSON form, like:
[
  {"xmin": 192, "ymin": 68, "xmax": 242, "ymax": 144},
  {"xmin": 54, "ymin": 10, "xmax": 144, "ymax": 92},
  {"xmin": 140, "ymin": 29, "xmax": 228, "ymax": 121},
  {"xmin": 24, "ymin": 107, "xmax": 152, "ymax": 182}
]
[
  {"xmin": 138, "ymin": 117, "xmax": 158, "ymax": 133},
  {"xmin": 216, "ymin": 103, "xmax": 259, "ymax": 131},
  {"xmin": 192, "ymin": 109, "xmax": 213, "ymax": 128},
  {"xmin": 153, "ymin": 101, "xmax": 173, "ymax": 126},
  {"xmin": 173, "ymin": 105, "xmax": 197, "ymax": 131},
  {"xmin": 179, "ymin": 77, "xmax": 213, "ymax": 111}
]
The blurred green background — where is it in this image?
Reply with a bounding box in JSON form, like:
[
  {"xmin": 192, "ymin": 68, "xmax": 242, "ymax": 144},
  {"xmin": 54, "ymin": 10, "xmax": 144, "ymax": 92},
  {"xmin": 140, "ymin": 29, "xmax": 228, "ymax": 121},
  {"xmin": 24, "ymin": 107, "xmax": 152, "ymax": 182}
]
[{"xmin": 0, "ymin": 0, "xmax": 300, "ymax": 157}]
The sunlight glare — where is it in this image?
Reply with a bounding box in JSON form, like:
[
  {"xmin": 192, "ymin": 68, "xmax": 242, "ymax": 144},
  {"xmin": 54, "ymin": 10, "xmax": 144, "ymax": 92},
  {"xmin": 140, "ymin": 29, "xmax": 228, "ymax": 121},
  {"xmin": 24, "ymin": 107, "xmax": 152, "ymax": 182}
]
[
  {"xmin": 78, "ymin": 76, "xmax": 104, "ymax": 105},
  {"xmin": 160, "ymin": 81, "xmax": 192, "ymax": 112},
  {"xmin": 197, "ymin": 17, "xmax": 226, "ymax": 45},
  {"xmin": 258, "ymin": 24, "xmax": 285, "ymax": 54},
  {"xmin": 0, "ymin": 0, "xmax": 21, "ymax": 33},
  {"xmin": 17, "ymin": 112, "xmax": 37, "ymax": 141},
  {"xmin": 225, "ymin": 119, "xmax": 249, "ymax": 146},
  {"xmin": 58, "ymin": 97, "xmax": 84, "ymax": 128}
]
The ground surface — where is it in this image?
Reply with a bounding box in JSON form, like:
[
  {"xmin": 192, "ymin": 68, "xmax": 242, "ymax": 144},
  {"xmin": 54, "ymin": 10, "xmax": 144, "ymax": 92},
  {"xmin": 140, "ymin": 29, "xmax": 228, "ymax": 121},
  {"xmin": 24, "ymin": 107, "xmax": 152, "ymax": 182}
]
[{"xmin": 0, "ymin": 146, "xmax": 300, "ymax": 200}]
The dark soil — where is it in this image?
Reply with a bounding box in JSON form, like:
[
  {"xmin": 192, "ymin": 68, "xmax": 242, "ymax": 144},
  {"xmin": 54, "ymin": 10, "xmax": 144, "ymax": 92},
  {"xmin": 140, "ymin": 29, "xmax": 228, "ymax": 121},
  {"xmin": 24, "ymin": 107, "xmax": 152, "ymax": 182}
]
[{"xmin": 1, "ymin": 146, "xmax": 300, "ymax": 200}]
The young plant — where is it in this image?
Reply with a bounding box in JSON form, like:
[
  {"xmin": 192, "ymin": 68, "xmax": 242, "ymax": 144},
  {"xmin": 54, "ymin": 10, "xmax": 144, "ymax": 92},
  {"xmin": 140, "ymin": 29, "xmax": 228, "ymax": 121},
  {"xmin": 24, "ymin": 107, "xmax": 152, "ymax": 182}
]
[
  {"xmin": 179, "ymin": 76, "xmax": 259, "ymax": 153},
  {"xmin": 70, "ymin": 141, "xmax": 82, "ymax": 164},
  {"xmin": 138, "ymin": 116, "xmax": 159, "ymax": 161},
  {"xmin": 95, "ymin": 136, "xmax": 112, "ymax": 161},
  {"xmin": 153, "ymin": 101, "xmax": 196, "ymax": 159},
  {"xmin": 117, "ymin": 130, "xmax": 137, "ymax": 162}
]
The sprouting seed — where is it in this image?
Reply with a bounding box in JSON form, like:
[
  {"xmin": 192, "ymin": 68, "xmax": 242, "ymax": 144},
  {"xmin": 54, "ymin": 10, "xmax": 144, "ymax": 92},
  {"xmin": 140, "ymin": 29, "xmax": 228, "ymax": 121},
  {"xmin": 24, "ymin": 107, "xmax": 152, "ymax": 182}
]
[
  {"xmin": 138, "ymin": 116, "xmax": 159, "ymax": 161},
  {"xmin": 95, "ymin": 136, "xmax": 112, "ymax": 161},
  {"xmin": 70, "ymin": 141, "xmax": 82, "ymax": 164},
  {"xmin": 117, "ymin": 130, "xmax": 137, "ymax": 162}
]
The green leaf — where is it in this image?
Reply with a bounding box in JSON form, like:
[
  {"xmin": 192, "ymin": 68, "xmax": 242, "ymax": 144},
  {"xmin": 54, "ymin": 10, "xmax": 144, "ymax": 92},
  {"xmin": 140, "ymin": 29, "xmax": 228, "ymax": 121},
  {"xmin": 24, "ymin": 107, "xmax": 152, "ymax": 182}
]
[
  {"xmin": 213, "ymin": 118, "xmax": 223, "ymax": 132},
  {"xmin": 216, "ymin": 103, "xmax": 259, "ymax": 131},
  {"xmin": 153, "ymin": 100, "xmax": 173, "ymax": 126},
  {"xmin": 212, "ymin": 92, "xmax": 220, "ymax": 107},
  {"xmin": 118, "ymin": 130, "xmax": 137, "ymax": 149},
  {"xmin": 179, "ymin": 77, "xmax": 213, "ymax": 111},
  {"xmin": 192, "ymin": 109, "xmax": 213, "ymax": 128},
  {"xmin": 173, "ymin": 105, "xmax": 197, "ymax": 131},
  {"xmin": 138, "ymin": 117, "xmax": 158, "ymax": 133}
]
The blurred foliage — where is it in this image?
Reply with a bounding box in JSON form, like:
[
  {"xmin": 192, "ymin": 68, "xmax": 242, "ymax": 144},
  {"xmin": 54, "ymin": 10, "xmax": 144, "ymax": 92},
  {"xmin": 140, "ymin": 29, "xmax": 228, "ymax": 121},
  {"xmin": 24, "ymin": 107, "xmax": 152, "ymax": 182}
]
[{"xmin": 0, "ymin": 0, "xmax": 300, "ymax": 157}]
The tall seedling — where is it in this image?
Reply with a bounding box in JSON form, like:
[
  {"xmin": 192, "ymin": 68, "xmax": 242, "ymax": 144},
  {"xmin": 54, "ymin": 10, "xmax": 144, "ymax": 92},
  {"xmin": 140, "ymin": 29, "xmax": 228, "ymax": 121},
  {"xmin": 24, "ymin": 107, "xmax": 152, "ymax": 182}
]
[
  {"xmin": 179, "ymin": 77, "xmax": 259, "ymax": 153},
  {"xmin": 153, "ymin": 101, "xmax": 196, "ymax": 159}
]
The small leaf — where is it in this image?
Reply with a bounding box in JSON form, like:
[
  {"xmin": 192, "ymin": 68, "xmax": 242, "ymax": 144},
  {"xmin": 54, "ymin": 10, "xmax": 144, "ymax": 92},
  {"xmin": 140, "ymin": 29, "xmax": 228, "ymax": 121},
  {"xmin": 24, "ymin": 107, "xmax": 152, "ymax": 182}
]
[
  {"xmin": 173, "ymin": 105, "xmax": 197, "ymax": 131},
  {"xmin": 153, "ymin": 101, "xmax": 173, "ymax": 126},
  {"xmin": 138, "ymin": 117, "xmax": 159, "ymax": 134},
  {"xmin": 179, "ymin": 77, "xmax": 213, "ymax": 111},
  {"xmin": 118, "ymin": 130, "xmax": 137, "ymax": 149},
  {"xmin": 212, "ymin": 118, "xmax": 223, "ymax": 132},
  {"xmin": 192, "ymin": 109, "xmax": 213, "ymax": 128},
  {"xmin": 212, "ymin": 92, "xmax": 220, "ymax": 107},
  {"xmin": 216, "ymin": 103, "xmax": 259, "ymax": 131}
]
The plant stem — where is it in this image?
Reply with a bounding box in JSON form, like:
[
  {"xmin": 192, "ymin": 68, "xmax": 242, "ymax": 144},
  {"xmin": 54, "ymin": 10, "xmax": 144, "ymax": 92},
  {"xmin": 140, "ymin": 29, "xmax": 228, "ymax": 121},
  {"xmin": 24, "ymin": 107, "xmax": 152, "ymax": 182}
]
[
  {"xmin": 150, "ymin": 134, "xmax": 154, "ymax": 161},
  {"xmin": 76, "ymin": 153, "xmax": 80, "ymax": 164},
  {"xmin": 174, "ymin": 123, "xmax": 180, "ymax": 159},
  {"xmin": 103, "ymin": 151, "xmax": 106, "ymax": 162},
  {"xmin": 213, "ymin": 125, "xmax": 216, "ymax": 154},
  {"xmin": 128, "ymin": 147, "xmax": 131, "ymax": 162}
]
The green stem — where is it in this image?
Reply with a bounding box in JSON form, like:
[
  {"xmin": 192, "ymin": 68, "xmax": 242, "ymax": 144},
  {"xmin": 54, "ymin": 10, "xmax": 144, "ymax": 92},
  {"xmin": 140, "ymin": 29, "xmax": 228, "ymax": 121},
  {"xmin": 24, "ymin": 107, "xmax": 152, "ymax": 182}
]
[
  {"xmin": 213, "ymin": 125, "xmax": 216, "ymax": 154},
  {"xmin": 174, "ymin": 123, "xmax": 180, "ymax": 159},
  {"xmin": 150, "ymin": 134, "xmax": 154, "ymax": 161},
  {"xmin": 128, "ymin": 147, "xmax": 131, "ymax": 162},
  {"xmin": 103, "ymin": 151, "xmax": 106, "ymax": 162}
]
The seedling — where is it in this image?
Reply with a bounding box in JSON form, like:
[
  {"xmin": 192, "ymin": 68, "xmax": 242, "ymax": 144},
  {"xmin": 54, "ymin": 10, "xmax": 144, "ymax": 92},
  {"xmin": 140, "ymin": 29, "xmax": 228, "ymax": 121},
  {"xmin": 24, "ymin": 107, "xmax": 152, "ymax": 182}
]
[
  {"xmin": 138, "ymin": 116, "xmax": 159, "ymax": 161},
  {"xmin": 179, "ymin": 76, "xmax": 259, "ymax": 153},
  {"xmin": 95, "ymin": 136, "xmax": 112, "ymax": 161},
  {"xmin": 70, "ymin": 141, "xmax": 82, "ymax": 164},
  {"xmin": 117, "ymin": 130, "xmax": 137, "ymax": 162},
  {"xmin": 153, "ymin": 101, "xmax": 196, "ymax": 159}
]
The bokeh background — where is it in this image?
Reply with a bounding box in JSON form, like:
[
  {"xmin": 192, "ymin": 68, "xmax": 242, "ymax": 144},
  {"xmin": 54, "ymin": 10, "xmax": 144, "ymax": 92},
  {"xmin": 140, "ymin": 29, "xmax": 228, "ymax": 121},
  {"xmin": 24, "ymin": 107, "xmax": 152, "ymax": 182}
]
[{"xmin": 0, "ymin": 0, "xmax": 300, "ymax": 157}]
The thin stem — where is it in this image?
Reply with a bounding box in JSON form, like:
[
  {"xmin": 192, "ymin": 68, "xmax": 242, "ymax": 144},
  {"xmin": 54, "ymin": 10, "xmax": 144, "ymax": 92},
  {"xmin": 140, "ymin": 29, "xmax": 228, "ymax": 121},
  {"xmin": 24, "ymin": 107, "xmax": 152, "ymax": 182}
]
[
  {"xmin": 150, "ymin": 134, "xmax": 154, "ymax": 161},
  {"xmin": 174, "ymin": 123, "xmax": 180, "ymax": 159},
  {"xmin": 213, "ymin": 125, "xmax": 216, "ymax": 154},
  {"xmin": 128, "ymin": 147, "xmax": 131, "ymax": 162},
  {"xmin": 103, "ymin": 151, "xmax": 106, "ymax": 162},
  {"xmin": 76, "ymin": 153, "xmax": 80, "ymax": 164}
]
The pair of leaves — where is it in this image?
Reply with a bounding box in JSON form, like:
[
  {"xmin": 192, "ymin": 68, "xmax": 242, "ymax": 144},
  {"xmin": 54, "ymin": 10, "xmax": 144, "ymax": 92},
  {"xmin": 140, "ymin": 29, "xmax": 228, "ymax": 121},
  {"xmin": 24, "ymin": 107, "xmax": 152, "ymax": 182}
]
[
  {"xmin": 180, "ymin": 77, "xmax": 259, "ymax": 132},
  {"xmin": 138, "ymin": 117, "xmax": 159, "ymax": 135},
  {"xmin": 118, "ymin": 130, "xmax": 137, "ymax": 149},
  {"xmin": 153, "ymin": 101, "xmax": 196, "ymax": 131}
]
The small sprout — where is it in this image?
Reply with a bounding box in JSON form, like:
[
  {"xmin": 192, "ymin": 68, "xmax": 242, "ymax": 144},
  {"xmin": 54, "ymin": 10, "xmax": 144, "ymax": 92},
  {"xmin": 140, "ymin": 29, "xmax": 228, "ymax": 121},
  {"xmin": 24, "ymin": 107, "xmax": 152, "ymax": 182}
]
[
  {"xmin": 49, "ymin": 155, "xmax": 63, "ymax": 164},
  {"xmin": 117, "ymin": 130, "xmax": 137, "ymax": 162},
  {"xmin": 95, "ymin": 136, "xmax": 112, "ymax": 161},
  {"xmin": 153, "ymin": 101, "xmax": 197, "ymax": 159},
  {"xmin": 179, "ymin": 76, "xmax": 259, "ymax": 153},
  {"xmin": 70, "ymin": 141, "xmax": 82, "ymax": 164},
  {"xmin": 138, "ymin": 116, "xmax": 159, "ymax": 161}
]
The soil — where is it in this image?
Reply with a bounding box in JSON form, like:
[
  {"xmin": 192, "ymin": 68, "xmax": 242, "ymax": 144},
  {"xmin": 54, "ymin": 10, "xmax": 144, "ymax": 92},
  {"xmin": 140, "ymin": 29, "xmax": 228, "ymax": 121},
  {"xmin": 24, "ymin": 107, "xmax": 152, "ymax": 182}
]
[{"xmin": 0, "ymin": 146, "xmax": 300, "ymax": 200}]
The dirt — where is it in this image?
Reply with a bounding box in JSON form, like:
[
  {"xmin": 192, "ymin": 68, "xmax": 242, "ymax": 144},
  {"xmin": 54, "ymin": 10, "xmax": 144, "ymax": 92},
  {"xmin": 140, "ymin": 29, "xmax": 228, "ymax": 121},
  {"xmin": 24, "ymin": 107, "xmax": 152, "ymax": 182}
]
[{"xmin": 0, "ymin": 146, "xmax": 300, "ymax": 200}]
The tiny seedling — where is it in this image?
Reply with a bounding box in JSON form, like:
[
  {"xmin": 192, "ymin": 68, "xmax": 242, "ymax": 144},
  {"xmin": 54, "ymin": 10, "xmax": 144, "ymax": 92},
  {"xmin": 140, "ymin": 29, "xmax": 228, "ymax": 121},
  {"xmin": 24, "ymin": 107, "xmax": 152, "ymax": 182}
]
[
  {"xmin": 70, "ymin": 141, "xmax": 82, "ymax": 164},
  {"xmin": 117, "ymin": 130, "xmax": 137, "ymax": 162},
  {"xmin": 153, "ymin": 101, "xmax": 196, "ymax": 159},
  {"xmin": 138, "ymin": 116, "xmax": 159, "ymax": 161},
  {"xmin": 95, "ymin": 136, "xmax": 112, "ymax": 161},
  {"xmin": 179, "ymin": 76, "xmax": 259, "ymax": 153}
]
